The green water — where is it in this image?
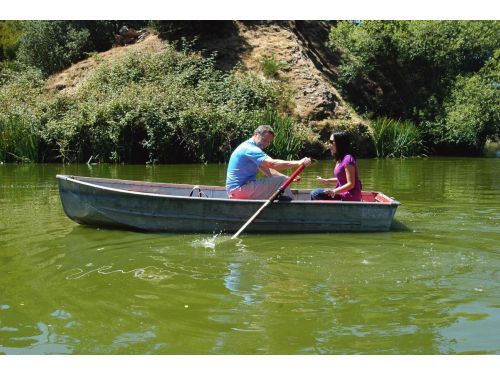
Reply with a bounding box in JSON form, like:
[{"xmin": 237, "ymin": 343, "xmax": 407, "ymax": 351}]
[{"xmin": 0, "ymin": 158, "xmax": 499, "ymax": 354}]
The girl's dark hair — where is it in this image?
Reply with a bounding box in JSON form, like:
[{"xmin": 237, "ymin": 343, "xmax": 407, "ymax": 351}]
[{"xmin": 332, "ymin": 131, "xmax": 354, "ymax": 162}]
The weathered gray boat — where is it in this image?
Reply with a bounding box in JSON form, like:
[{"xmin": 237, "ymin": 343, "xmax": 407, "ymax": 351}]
[{"xmin": 56, "ymin": 175, "xmax": 400, "ymax": 233}]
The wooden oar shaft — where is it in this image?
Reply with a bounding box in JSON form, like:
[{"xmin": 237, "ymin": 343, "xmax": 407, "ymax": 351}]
[
  {"xmin": 231, "ymin": 200, "xmax": 272, "ymax": 239},
  {"xmin": 231, "ymin": 164, "xmax": 306, "ymax": 239}
]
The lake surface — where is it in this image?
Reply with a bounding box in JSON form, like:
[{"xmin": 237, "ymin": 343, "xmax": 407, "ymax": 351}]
[{"xmin": 0, "ymin": 158, "xmax": 499, "ymax": 354}]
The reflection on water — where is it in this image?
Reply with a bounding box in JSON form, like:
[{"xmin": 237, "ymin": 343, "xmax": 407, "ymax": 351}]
[{"xmin": 0, "ymin": 159, "xmax": 499, "ymax": 354}]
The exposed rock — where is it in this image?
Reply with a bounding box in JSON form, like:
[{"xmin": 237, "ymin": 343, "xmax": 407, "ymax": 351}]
[{"xmin": 186, "ymin": 21, "xmax": 369, "ymax": 136}]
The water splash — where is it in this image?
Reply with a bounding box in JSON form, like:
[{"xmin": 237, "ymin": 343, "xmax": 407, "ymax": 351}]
[{"xmin": 191, "ymin": 233, "xmax": 231, "ymax": 250}]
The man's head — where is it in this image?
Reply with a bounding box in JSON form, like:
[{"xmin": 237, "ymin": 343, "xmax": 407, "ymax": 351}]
[{"xmin": 253, "ymin": 125, "xmax": 275, "ymax": 149}]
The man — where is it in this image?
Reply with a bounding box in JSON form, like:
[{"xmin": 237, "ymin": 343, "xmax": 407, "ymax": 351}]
[{"xmin": 226, "ymin": 125, "xmax": 312, "ymax": 200}]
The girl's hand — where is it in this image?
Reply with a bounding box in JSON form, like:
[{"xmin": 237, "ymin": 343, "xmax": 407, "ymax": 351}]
[
  {"xmin": 325, "ymin": 189, "xmax": 336, "ymax": 197},
  {"xmin": 316, "ymin": 176, "xmax": 326, "ymax": 183},
  {"xmin": 293, "ymin": 175, "xmax": 301, "ymax": 182}
]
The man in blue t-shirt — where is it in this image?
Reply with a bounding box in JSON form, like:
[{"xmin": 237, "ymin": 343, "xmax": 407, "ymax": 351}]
[{"xmin": 226, "ymin": 125, "xmax": 311, "ymax": 200}]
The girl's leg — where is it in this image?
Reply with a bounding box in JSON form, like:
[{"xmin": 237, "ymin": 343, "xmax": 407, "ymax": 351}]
[{"xmin": 310, "ymin": 188, "xmax": 335, "ymax": 200}]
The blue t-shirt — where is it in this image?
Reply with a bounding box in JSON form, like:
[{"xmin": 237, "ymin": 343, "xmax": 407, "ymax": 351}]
[{"xmin": 226, "ymin": 139, "xmax": 269, "ymax": 193}]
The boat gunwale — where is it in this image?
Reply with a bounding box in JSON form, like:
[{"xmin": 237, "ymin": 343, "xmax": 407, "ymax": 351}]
[{"xmin": 56, "ymin": 174, "xmax": 401, "ymax": 206}]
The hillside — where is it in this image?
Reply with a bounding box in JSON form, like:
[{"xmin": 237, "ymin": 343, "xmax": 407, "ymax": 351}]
[{"xmin": 45, "ymin": 21, "xmax": 373, "ymax": 156}]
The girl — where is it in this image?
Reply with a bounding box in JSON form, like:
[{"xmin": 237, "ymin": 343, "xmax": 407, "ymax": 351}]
[{"xmin": 311, "ymin": 131, "xmax": 362, "ymax": 201}]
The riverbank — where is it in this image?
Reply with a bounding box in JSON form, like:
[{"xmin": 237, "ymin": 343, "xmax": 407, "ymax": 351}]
[{"xmin": 1, "ymin": 21, "xmax": 498, "ymax": 164}]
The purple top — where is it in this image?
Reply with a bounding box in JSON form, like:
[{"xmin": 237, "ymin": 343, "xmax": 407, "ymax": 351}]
[{"xmin": 334, "ymin": 154, "xmax": 362, "ymax": 201}]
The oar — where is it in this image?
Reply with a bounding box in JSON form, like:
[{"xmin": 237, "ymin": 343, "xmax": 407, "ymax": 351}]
[{"xmin": 231, "ymin": 164, "xmax": 306, "ymax": 239}]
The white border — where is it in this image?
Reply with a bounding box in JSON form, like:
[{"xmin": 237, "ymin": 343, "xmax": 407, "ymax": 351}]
[
  {"xmin": 2, "ymin": 1, "xmax": 498, "ymax": 20},
  {"xmin": 2, "ymin": 355, "xmax": 499, "ymax": 375}
]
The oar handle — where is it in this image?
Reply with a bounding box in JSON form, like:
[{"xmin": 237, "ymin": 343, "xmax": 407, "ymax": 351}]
[
  {"xmin": 281, "ymin": 163, "xmax": 305, "ymax": 190},
  {"xmin": 268, "ymin": 163, "xmax": 306, "ymax": 202}
]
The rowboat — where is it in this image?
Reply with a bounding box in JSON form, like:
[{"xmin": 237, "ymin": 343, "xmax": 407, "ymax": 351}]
[{"xmin": 56, "ymin": 175, "xmax": 400, "ymax": 233}]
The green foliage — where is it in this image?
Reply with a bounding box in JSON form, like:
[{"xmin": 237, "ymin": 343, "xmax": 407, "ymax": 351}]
[
  {"xmin": 328, "ymin": 21, "xmax": 498, "ymax": 116},
  {"xmin": 441, "ymin": 52, "xmax": 500, "ymax": 150},
  {"xmin": 0, "ymin": 113, "xmax": 40, "ymax": 162},
  {"xmin": 1, "ymin": 44, "xmax": 294, "ymax": 164},
  {"xmin": 15, "ymin": 21, "xmax": 148, "ymax": 77},
  {"xmin": 0, "ymin": 21, "xmax": 24, "ymax": 61},
  {"xmin": 0, "ymin": 68, "xmax": 45, "ymax": 162},
  {"xmin": 16, "ymin": 21, "xmax": 92, "ymax": 76},
  {"xmin": 260, "ymin": 55, "xmax": 287, "ymax": 79},
  {"xmin": 327, "ymin": 20, "xmax": 500, "ymax": 152},
  {"xmin": 371, "ymin": 118, "xmax": 422, "ymax": 158}
]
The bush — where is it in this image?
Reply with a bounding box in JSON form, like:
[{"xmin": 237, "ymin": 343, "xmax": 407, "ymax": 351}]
[
  {"xmin": 0, "ymin": 21, "xmax": 24, "ymax": 61},
  {"xmin": 327, "ymin": 20, "xmax": 500, "ymax": 142},
  {"xmin": 421, "ymin": 51, "xmax": 500, "ymax": 152},
  {"xmin": 15, "ymin": 21, "xmax": 149, "ymax": 77},
  {"xmin": 14, "ymin": 45, "xmax": 291, "ymax": 164},
  {"xmin": 442, "ymin": 57, "xmax": 500, "ymax": 150},
  {"xmin": 260, "ymin": 55, "xmax": 287, "ymax": 79},
  {"xmin": 0, "ymin": 113, "xmax": 40, "ymax": 162},
  {"xmin": 16, "ymin": 21, "xmax": 92, "ymax": 76}
]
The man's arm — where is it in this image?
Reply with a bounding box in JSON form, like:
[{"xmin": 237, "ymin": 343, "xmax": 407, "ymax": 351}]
[
  {"xmin": 259, "ymin": 164, "xmax": 286, "ymax": 177},
  {"xmin": 260, "ymin": 157, "xmax": 311, "ymax": 171}
]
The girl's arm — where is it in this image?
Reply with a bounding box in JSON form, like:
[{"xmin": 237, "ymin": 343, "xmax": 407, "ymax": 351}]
[
  {"xmin": 325, "ymin": 164, "xmax": 355, "ymax": 196},
  {"xmin": 316, "ymin": 176, "xmax": 338, "ymax": 184}
]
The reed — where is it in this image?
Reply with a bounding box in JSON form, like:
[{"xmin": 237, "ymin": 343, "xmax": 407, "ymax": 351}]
[
  {"xmin": 255, "ymin": 110, "xmax": 306, "ymax": 160},
  {"xmin": 371, "ymin": 117, "xmax": 422, "ymax": 158},
  {"xmin": 0, "ymin": 113, "xmax": 39, "ymax": 163}
]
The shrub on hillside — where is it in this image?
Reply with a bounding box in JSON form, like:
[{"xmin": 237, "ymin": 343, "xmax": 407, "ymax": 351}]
[
  {"xmin": 15, "ymin": 21, "xmax": 148, "ymax": 77},
  {"xmin": 419, "ymin": 51, "xmax": 500, "ymax": 152},
  {"xmin": 260, "ymin": 55, "xmax": 287, "ymax": 79},
  {"xmin": 328, "ymin": 21, "xmax": 498, "ymax": 120},
  {"xmin": 0, "ymin": 21, "xmax": 24, "ymax": 61},
  {"xmin": 16, "ymin": 21, "xmax": 92, "ymax": 76},
  {"xmin": 36, "ymin": 46, "xmax": 287, "ymax": 163}
]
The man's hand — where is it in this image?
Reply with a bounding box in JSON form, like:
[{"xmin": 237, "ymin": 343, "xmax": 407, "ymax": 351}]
[{"xmin": 300, "ymin": 157, "xmax": 312, "ymax": 167}]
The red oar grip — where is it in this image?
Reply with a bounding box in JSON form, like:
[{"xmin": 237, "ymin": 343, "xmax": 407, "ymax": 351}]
[{"xmin": 279, "ymin": 163, "xmax": 306, "ymax": 191}]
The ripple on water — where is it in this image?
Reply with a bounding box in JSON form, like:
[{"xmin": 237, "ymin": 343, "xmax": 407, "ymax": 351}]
[{"xmin": 64, "ymin": 264, "xmax": 176, "ymax": 281}]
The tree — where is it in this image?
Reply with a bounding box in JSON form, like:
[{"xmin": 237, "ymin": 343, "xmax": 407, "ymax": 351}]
[
  {"xmin": 442, "ymin": 51, "xmax": 500, "ymax": 151},
  {"xmin": 16, "ymin": 21, "xmax": 92, "ymax": 76},
  {"xmin": 0, "ymin": 21, "xmax": 24, "ymax": 61}
]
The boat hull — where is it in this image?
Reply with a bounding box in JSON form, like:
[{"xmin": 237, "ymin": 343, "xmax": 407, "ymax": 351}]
[{"xmin": 56, "ymin": 175, "xmax": 400, "ymax": 233}]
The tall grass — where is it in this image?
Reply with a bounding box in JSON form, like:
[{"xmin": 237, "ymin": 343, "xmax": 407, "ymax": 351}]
[
  {"xmin": 371, "ymin": 117, "xmax": 422, "ymax": 158},
  {"xmin": 0, "ymin": 113, "xmax": 39, "ymax": 162},
  {"xmin": 255, "ymin": 109, "xmax": 312, "ymax": 160},
  {"xmin": 260, "ymin": 55, "xmax": 287, "ymax": 79}
]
